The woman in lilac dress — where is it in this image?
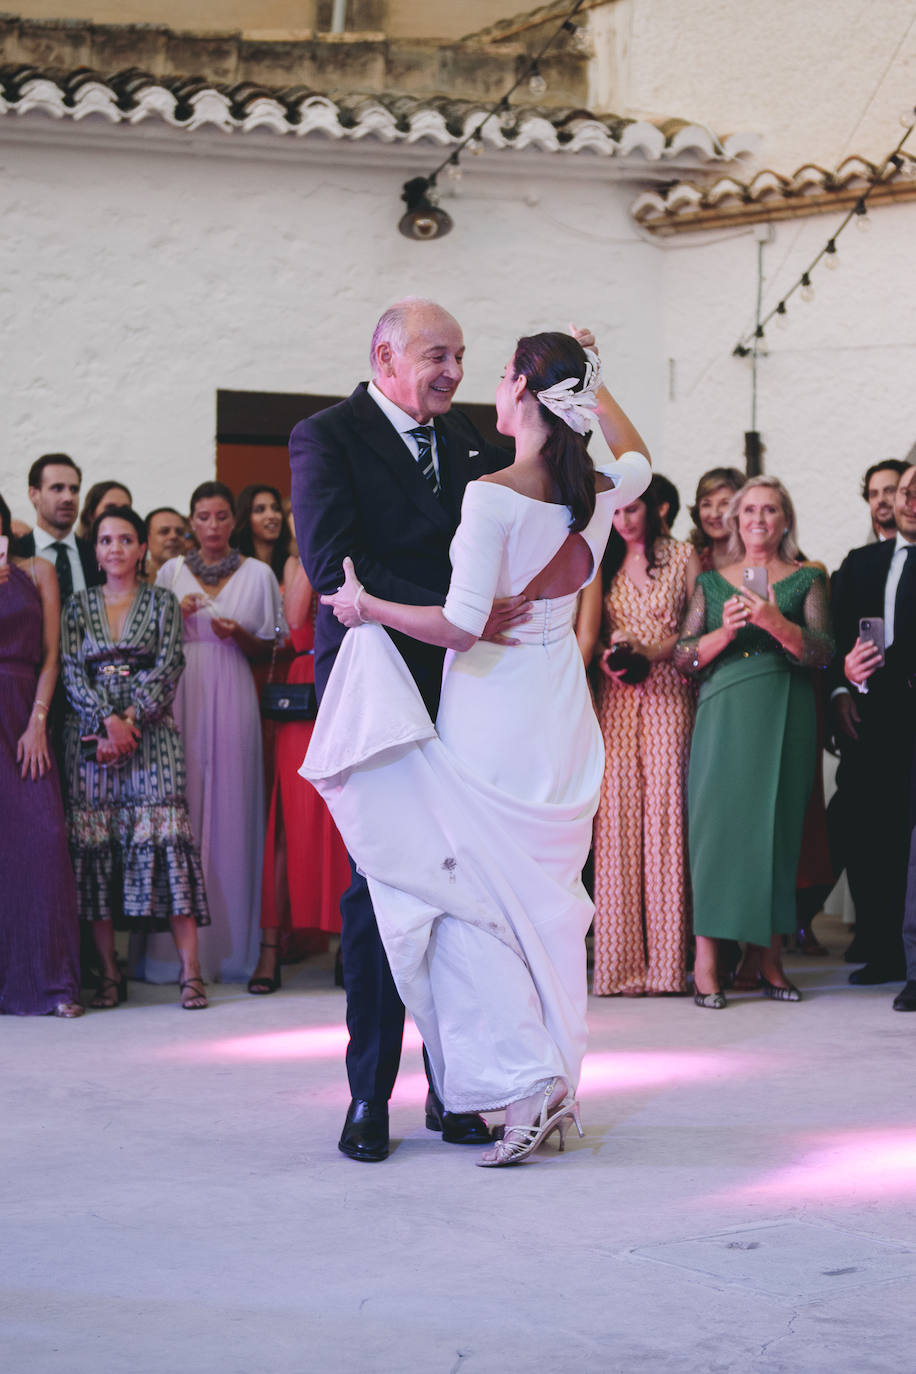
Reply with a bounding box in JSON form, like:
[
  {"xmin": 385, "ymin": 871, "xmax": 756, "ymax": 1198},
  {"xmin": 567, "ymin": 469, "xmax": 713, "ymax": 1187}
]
[{"xmin": 0, "ymin": 493, "xmax": 82, "ymax": 1017}]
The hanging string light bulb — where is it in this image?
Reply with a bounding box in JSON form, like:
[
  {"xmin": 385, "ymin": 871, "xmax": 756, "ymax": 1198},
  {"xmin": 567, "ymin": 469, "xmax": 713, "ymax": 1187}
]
[
  {"xmin": 396, "ymin": 1, "xmax": 586, "ymax": 239},
  {"xmin": 731, "ymin": 103, "xmax": 915, "ymax": 355},
  {"xmin": 775, "ymin": 301, "xmax": 789, "ymax": 329},
  {"xmin": 528, "ymin": 62, "xmax": 548, "ymax": 97}
]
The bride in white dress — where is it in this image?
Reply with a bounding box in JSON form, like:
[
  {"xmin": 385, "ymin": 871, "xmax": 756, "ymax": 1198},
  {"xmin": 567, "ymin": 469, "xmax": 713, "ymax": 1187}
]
[{"xmin": 303, "ymin": 332, "xmax": 650, "ymax": 1165}]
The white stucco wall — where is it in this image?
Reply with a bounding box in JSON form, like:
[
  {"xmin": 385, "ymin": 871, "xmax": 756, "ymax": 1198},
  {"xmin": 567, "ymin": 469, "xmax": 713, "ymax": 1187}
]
[
  {"xmin": 660, "ymin": 204, "xmax": 916, "ymax": 567},
  {"xmin": 619, "ymin": 0, "xmax": 916, "ymax": 171},
  {"xmin": 0, "ymin": 126, "xmax": 664, "ymax": 525},
  {"xmin": 2, "ymin": 117, "xmax": 915, "ymax": 572}
]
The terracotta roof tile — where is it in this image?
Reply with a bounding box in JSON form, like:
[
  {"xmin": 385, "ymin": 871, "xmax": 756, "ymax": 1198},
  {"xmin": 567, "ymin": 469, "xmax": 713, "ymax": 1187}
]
[
  {"xmin": 633, "ymin": 154, "xmax": 916, "ymax": 233},
  {"xmin": 0, "ymin": 63, "xmax": 757, "ymax": 164}
]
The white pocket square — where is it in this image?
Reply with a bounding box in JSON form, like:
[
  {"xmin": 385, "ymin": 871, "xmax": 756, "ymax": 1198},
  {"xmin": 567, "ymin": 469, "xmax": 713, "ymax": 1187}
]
[{"xmin": 469, "ymin": 450, "xmax": 479, "ymax": 458}]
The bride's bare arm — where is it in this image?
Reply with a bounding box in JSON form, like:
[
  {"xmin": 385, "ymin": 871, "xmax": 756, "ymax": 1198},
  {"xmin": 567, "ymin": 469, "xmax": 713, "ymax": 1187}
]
[{"xmin": 322, "ymin": 558, "xmax": 477, "ymax": 651}]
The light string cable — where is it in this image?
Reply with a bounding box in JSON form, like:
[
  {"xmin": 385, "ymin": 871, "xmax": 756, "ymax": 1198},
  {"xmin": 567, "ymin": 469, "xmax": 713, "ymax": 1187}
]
[
  {"xmin": 732, "ymin": 104, "xmax": 916, "ymax": 357},
  {"xmin": 403, "ymin": 0, "xmax": 587, "ymax": 206}
]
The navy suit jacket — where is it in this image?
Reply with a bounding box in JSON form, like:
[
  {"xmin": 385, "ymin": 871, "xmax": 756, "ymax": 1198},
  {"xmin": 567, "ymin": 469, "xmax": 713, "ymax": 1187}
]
[
  {"xmin": 290, "ymin": 382, "xmax": 511, "ymax": 714},
  {"xmin": 830, "ymin": 539, "xmax": 904, "ymax": 702}
]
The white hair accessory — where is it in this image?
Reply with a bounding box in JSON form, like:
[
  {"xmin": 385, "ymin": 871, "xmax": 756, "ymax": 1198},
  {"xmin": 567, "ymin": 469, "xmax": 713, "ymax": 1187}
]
[{"xmin": 535, "ymin": 347, "xmax": 601, "ymax": 435}]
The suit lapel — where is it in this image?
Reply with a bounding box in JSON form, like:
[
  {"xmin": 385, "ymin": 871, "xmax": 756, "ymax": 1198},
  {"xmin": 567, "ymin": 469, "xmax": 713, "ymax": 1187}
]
[
  {"xmin": 434, "ymin": 417, "xmax": 464, "ymax": 527},
  {"xmin": 347, "ymin": 385, "xmax": 450, "ymax": 531}
]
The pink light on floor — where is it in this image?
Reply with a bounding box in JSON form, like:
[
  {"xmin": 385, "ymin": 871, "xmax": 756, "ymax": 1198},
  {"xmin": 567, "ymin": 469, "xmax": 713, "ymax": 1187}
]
[
  {"xmin": 157, "ymin": 1021, "xmax": 424, "ymax": 1062},
  {"xmin": 579, "ymin": 1049, "xmax": 756, "ymax": 1095},
  {"xmin": 736, "ymin": 1128, "xmax": 916, "ymax": 1202}
]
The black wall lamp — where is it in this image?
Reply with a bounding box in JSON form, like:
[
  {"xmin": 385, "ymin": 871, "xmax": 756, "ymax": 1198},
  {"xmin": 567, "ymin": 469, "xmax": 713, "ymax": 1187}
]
[{"xmin": 398, "ymin": 177, "xmax": 454, "ymax": 240}]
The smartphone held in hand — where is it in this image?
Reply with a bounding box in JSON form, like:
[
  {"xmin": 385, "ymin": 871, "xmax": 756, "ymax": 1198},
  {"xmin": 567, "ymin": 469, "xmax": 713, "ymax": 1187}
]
[
  {"xmin": 858, "ymin": 616, "xmax": 885, "ymax": 665},
  {"xmin": 742, "ymin": 566, "xmax": 768, "ymax": 600}
]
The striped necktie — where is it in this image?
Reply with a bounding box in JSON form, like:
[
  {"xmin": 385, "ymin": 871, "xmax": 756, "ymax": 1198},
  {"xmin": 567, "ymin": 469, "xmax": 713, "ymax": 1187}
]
[{"xmin": 407, "ymin": 425, "xmax": 440, "ymax": 497}]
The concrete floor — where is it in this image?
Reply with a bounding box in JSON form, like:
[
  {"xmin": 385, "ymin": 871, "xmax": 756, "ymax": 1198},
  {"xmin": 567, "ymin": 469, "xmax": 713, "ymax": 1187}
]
[{"xmin": 4, "ymin": 914, "xmax": 916, "ymax": 1374}]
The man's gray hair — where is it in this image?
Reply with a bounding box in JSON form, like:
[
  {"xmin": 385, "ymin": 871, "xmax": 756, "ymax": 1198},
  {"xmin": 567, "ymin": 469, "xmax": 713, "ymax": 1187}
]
[{"xmin": 369, "ymin": 298, "xmax": 440, "ymax": 372}]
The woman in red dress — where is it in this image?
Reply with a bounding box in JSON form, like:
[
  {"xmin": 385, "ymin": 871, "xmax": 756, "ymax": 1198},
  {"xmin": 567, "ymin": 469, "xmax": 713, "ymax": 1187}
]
[{"xmin": 248, "ymin": 558, "xmax": 350, "ymax": 993}]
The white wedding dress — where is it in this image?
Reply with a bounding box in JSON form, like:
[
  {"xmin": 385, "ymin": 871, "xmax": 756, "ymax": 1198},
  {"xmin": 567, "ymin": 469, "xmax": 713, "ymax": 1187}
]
[{"xmin": 302, "ymin": 452, "xmax": 651, "ymax": 1112}]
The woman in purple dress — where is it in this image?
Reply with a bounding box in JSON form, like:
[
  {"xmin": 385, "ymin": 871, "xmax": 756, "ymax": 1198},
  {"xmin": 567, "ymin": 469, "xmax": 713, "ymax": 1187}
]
[{"xmin": 0, "ymin": 493, "xmax": 82, "ymax": 1017}]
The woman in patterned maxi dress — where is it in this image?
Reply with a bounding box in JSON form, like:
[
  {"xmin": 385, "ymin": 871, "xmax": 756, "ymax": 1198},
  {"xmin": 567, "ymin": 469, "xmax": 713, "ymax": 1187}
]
[
  {"xmin": 578, "ymin": 484, "xmax": 699, "ymax": 995},
  {"xmin": 61, "ymin": 508, "xmax": 210, "ymax": 1008}
]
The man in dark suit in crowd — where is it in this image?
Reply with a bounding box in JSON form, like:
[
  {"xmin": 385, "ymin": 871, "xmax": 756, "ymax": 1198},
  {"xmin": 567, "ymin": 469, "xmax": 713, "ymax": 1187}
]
[
  {"xmin": 290, "ymin": 298, "xmax": 530, "ymax": 1161},
  {"xmin": 832, "ymin": 464, "xmax": 916, "ymax": 991},
  {"xmin": 16, "ymin": 454, "xmax": 102, "ymax": 766},
  {"xmin": 17, "ymin": 454, "xmax": 101, "ymax": 598}
]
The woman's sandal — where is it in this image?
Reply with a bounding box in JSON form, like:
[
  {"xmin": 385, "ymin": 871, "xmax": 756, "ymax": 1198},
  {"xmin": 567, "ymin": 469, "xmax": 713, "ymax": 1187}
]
[
  {"xmin": 477, "ymin": 1079, "xmax": 583, "ymax": 1168},
  {"xmin": 179, "ymin": 976, "xmax": 208, "ymax": 1010},
  {"xmin": 52, "ymin": 1001, "xmax": 85, "ymax": 1018},
  {"xmin": 89, "ymin": 971, "xmax": 127, "ymax": 1010},
  {"xmin": 247, "ymin": 940, "xmax": 282, "ymax": 995}
]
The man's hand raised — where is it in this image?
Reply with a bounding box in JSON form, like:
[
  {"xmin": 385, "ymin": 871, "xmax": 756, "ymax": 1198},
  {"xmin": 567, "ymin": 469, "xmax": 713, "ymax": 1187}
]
[{"xmin": 480, "ymin": 595, "xmax": 531, "ymax": 646}]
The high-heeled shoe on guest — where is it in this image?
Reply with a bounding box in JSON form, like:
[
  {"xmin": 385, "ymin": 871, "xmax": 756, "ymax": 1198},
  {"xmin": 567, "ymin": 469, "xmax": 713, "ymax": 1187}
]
[
  {"xmin": 90, "ymin": 968, "xmax": 127, "ymax": 1010},
  {"xmin": 758, "ymin": 972, "xmax": 801, "ymax": 1002},
  {"xmin": 693, "ymin": 980, "xmax": 727, "ymax": 1010},
  {"xmin": 247, "ymin": 940, "xmax": 282, "ymax": 995},
  {"xmin": 477, "ymin": 1079, "xmax": 583, "ymax": 1168}
]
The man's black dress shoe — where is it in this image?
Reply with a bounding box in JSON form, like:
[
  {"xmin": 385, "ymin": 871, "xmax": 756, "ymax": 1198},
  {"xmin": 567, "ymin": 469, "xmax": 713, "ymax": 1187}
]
[
  {"xmin": 849, "ymin": 963, "xmax": 906, "ymax": 986},
  {"xmin": 338, "ymin": 1098, "xmax": 389, "ymax": 1162},
  {"xmin": 892, "ymin": 981, "xmax": 916, "ymax": 1012},
  {"xmin": 425, "ymin": 1090, "xmax": 491, "ymax": 1145}
]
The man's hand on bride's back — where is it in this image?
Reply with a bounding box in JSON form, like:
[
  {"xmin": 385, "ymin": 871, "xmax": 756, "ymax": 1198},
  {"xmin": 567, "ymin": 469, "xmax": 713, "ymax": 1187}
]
[
  {"xmin": 481, "ymin": 595, "xmax": 531, "ymax": 646},
  {"xmin": 321, "ymin": 556, "xmax": 366, "ymax": 628}
]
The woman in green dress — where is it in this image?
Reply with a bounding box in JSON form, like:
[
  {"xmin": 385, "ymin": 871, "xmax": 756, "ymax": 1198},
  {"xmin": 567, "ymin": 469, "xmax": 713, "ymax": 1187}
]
[{"xmin": 674, "ymin": 478, "xmax": 833, "ymax": 1008}]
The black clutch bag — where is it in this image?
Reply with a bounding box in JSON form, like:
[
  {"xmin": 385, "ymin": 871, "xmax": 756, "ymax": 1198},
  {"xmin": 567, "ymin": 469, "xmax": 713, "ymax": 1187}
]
[
  {"xmin": 606, "ymin": 641, "xmax": 651, "ymax": 685},
  {"xmin": 260, "ymin": 625, "xmax": 317, "ymax": 721},
  {"xmin": 260, "ymin": 681, "xmax": 317, "ymax": 722}
]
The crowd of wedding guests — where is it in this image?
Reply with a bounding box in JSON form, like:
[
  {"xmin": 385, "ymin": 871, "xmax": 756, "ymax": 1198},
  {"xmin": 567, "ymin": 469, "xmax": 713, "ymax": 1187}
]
[
  {"xmin": 580, "ymin": 455, "xmax": 916, "ymax": 1015},
  {"xmin": 0, "ymin": 455, "xmax": 349, "ymax": 1017},
  {"xmin": 2, "ymin": 449, "xmax": 915, "ymax": 1018}
]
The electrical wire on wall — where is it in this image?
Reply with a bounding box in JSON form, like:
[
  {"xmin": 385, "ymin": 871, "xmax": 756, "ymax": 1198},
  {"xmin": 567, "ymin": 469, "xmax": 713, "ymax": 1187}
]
[
  {"xmin": 398, "ymin": 0, "xmax": 588, "ymax": 238},
  {"xmin": 732, "ymin": 106, "xmax": 916, "ymax": 357}
]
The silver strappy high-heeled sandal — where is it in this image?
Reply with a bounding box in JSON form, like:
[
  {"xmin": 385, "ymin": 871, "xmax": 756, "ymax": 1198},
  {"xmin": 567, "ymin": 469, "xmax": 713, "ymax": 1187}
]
[{"xmin": 477, "ymin": 1078, "xmax": 583, "ymax": 1168}]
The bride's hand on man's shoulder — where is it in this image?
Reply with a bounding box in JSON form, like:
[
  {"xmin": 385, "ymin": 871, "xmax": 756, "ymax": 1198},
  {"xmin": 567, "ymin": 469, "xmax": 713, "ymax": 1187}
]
[{"xmin": 320, "ymin": 556, "xmax": 366, "ymax": 628}]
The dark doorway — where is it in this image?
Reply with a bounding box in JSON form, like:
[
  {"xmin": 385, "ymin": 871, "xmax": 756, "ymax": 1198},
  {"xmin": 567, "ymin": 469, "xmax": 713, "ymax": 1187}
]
[{"xmin": 216, "ymin": 388, "xmax": 504, "ymax": 497}]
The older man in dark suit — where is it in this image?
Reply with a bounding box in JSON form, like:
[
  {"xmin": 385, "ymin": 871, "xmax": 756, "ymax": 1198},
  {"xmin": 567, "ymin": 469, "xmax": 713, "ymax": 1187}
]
[
  {"xmin": 291, "ymin": 298, "xmax": 533, "ymax": 1161},
  {"xmin": 833, "ymin": 464, "xmax": 916, "ymax": 992}
]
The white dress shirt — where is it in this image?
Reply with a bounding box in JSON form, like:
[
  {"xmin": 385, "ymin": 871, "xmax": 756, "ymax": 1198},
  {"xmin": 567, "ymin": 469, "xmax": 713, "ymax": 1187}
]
[
  {"xmin": 33, "ymin": 525, "xmax": 87, "ymax": 595},
  {"xmin": 367, "ymin": 380, "xmax": 441, "ymax": 483},
  {"xmin": 884, "ymin": 531, "xmax": 916, "ymax": 648}
]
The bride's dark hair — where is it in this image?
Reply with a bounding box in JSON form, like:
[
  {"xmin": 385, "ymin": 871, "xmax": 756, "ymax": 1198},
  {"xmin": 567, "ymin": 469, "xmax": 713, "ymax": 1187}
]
[{"xmin": 512, "ymin": 332, "xmax": 596, "ymax": 533}]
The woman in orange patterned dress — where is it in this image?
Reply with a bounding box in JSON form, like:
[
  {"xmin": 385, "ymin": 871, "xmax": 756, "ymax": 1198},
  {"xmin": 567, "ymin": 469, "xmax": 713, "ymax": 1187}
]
[{"xmin": 578, "ymin": 482, "xmax": 700, "ymax": 995}]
